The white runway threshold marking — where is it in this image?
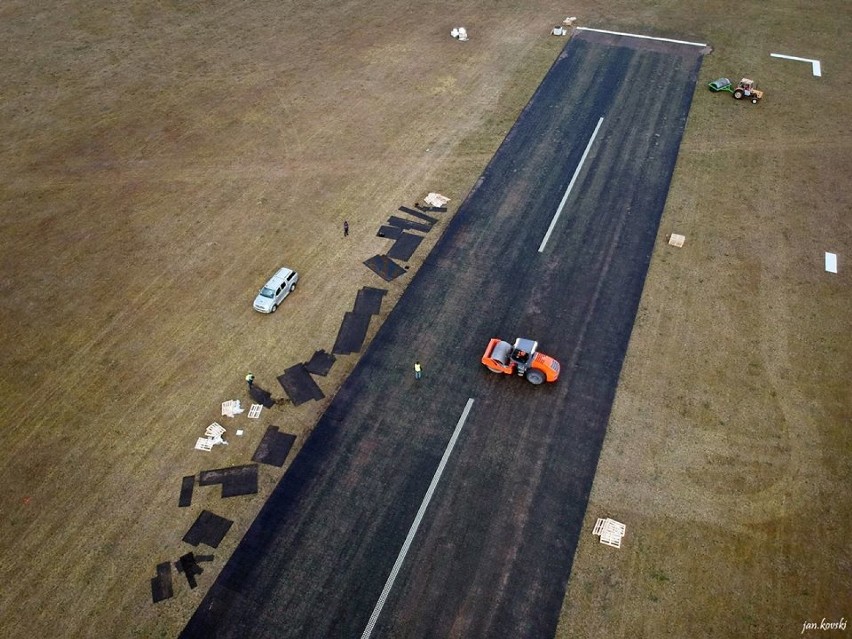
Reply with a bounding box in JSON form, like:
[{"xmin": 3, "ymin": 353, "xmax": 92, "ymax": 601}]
[
  {"xmin": 361, "ymin": 398, "xmax": 476, "ymax": 639},
  {"xmin": 770, "ymin": 53, "xmax": 822, "ymax": 77},
  {"xmin": 539, "ymin": 117, "xmax": 605, "ymax": 253},
  {"xmin": 576, "ymin": 26, "xmax": 707, "ymax": 48}
]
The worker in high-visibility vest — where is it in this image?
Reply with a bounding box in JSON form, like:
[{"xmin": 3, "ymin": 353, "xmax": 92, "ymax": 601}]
[{"xmin": 414, "ymin": 361, "xmax": 422, "ymax": 380}]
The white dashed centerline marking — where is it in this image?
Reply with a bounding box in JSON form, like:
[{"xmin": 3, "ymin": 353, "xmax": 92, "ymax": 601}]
[
  {"xmin": 538, "ymin": 117, "xmax": 604, "ymax": 253},
  {"xmin": 361, "ymin": 398, "xmax": 476, "ymax": 639}
]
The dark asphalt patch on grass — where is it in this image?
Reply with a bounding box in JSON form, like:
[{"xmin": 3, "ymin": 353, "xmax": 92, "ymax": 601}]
[
  {"xmin": 387, "ymin": 232, "xmax": 424, "ymax": 261},
  {"xmin": 376, "ymin": 225, "xmax": 403, "ymax": 239},
  {"xmin": 363, "ymin": 255, "xmax": 406, "ymax": 281},
  {"xmin": 304, "ymin": 349, "xmax": 337, "ymax": 376},
  {"xmin": 251, "ymin": 426, "xmax": 297, "ymax": 468},
  {"xmin": 398, "ymin": 206, "xmax": 438, "ymax": 224},
  {"xmin": 277, "ymin": 364, "xmax": 325, "ymax": 405},
  {"xmin": 386, "ymin": 215, "xmax": 432, "ymax": 233},
  {"xmin": 182, "ymin": 511, "xmax": 233, "ymax": 549},
  {"xmin": 198, "ymin": 464, "xmax": 259, "ymax": 498},
  {"xmin": 332, "ymin": 312, "xmax": 373, "ymax": 354},
  {"xmin": 177, "ymin": 552, "xmax": 204, "ymax": 589},
  {"xmin": 249, "ymin": 385, "xmax": 276, "ymax": 408},
  {"xmin": 151, "ymin": 562, "xmax": 173, "ymax": 603},
  {"xmin": 352, "ymin": 287, "xmax": 387, "ymax": 317},
  {"xmin": 178, "ymin": 475, "xmax": 195, "ymax": 508}
]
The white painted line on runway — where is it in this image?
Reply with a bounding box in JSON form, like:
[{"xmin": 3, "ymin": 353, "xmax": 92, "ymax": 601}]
[
  {"xmin": 770, "ymin": 53, "xmax": 822, "ymax": 77},
  {"xmin": 361, "ymin": 398, "xmax": 476, "ymax": 639},
  {"xmin": 576, "ymin": 27, "xmax": 707, "ymax": 48},
  {"xmin": 539, "ymin": 117, "xmax": 604, "ymax": 253}
]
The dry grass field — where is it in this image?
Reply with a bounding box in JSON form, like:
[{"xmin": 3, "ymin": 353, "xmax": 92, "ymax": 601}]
[{"xmin": 0, "ymin": 1, "xmax": 848, "ymax": 638}]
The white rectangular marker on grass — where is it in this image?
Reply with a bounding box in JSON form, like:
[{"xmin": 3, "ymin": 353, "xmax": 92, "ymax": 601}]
[
  {"xmin": 539, "ymin": 117, "xmax": 604, "ymax": 253},
  {"xmin": 825, "ymin": 252, "xmax": 837, "ymax": 273},
  {"xmin": 361, "ymin": 398, "xmax": 475, "ymax": 639}
]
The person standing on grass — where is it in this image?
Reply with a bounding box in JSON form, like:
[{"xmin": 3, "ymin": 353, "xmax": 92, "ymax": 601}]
[
  {"xmin": 414, "ymin": 361, "xmax": 422, "ymax": 380},
  {"xmin": 246, "ymin": 373, "xmax": 254, "ymax": 388},
  {"xmin": 343, "ymin": 220, "xmax": 349, "ymax": 237}
]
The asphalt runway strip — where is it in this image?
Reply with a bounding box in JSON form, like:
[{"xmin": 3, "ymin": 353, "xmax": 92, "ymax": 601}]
[{"xmin": 181, "ymin": 30, "xmax": 705, "ymax": 638}]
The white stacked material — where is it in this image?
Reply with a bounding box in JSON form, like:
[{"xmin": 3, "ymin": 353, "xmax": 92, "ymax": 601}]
[
  {"xmin": 195, "ymin": 437, "xmax": 216, "ymax": 451},
  {"xmin": 424, "ymin": 192, "xmax": 450, "ymax": 207},
  {"xmin": 205, "ymin": 423, "xmax": 226, "ymax": 438},
  {"xmin": 451, "ymin": 27, "xmax": 468, "ymax": 41},
  {"xmin": 195, "ymin": 422, "xmax": 228, "ymax": 451},
  {"xmin": 563, "ymin": 16, "xmax": 577, "ymax": 26},
  {"xmin": 221, "ymin": 400, "xmax": 244, "ymax": 417},
  {"xmin": 593, "ymin": 517, "xmax": 626, "ymax": 548},
  {"xmin": 248, "ymin": 404, "xmax": 263, "ymax": 419},
  {"xmin": 667, "ymin": 233, "xmax": 686, "ymax": 248}
]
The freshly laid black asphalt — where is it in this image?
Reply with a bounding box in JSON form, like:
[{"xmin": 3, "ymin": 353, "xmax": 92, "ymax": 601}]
[{"xmin": 182, "ymin": 31, "xmax": 704, "ymax": 638}]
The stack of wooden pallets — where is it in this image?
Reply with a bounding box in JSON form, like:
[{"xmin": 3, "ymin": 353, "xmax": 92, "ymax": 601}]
[{"xmin": 593, "ymin": 517, "xmax": 626, "ymax": 548}]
